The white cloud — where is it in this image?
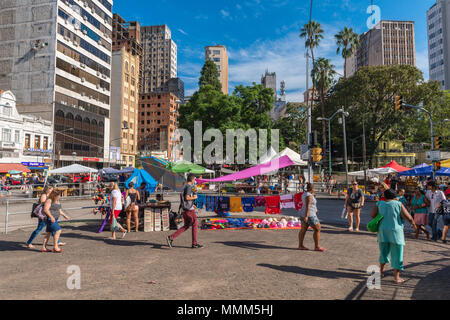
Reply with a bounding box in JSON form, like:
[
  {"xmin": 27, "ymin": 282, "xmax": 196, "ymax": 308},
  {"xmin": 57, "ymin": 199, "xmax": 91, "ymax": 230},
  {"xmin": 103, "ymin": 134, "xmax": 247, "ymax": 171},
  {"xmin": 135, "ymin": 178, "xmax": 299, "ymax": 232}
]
[
  {"xmin": 416, "ymin": 50, "xmax": 429, "ymax": 81},
  {"xmin": 220, "ymin": 9, "xmax": 230, "ymax": 18},
  {"xmin": 227, "ymin": 25, "xmax": 344, "ymax": 102},
  {"xmin": 177, "ymin": 28, "xmax": 188, "ymax": 36}
]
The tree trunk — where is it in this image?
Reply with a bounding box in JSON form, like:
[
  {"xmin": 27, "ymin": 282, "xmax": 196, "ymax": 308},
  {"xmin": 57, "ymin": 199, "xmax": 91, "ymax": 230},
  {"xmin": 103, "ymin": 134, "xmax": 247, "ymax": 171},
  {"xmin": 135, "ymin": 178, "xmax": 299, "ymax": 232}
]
[
  {"xmin": 344, "ymin": 58, "xmax": 347, "ymax": 79},
  {"xmin": 320, "ymin": 79, "xmax": 327, "ymax": 171}
]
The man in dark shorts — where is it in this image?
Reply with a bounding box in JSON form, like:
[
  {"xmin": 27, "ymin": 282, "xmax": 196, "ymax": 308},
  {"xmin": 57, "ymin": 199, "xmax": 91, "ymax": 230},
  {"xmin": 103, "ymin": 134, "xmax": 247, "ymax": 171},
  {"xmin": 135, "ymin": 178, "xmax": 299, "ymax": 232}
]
[{"xmin": 167, "ymin": 174, "xmax": 204, "ymax": 249}]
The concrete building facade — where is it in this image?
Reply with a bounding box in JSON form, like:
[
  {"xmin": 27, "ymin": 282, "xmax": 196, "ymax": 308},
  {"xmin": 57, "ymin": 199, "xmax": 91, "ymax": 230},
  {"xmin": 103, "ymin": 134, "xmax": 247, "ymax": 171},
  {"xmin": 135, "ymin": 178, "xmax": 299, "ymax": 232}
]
[
  {"xmin": 138, "ymin": 92, "xmax": 179, "ymax": 158},
  {"xmin": 427, "ymin": 0, "xmax": 450, "ymax": 89},
  {"xmin": 0, "ymin": 0, "xmax": 114, "ymax": 168},
  {"xmin": 347, "ymin": 20, "xmax": 416, "ymax": 77},
  {"xmin": 110, "ymin": 14, "xmax": 142, "ymax": 167},
  {"xmin": 261, "ymin": 70, "xmax": 277, "ymax": 99},
  {"xmin": 205, "ymin": 45, "xmax": 228, "ymax": 95},
  {"xmin": 0, "ymin": 90, "xmax": 53, "ymax": 166},
  {"xmin": 140, "ymin": 25, "xmax": 177, "ymax": 94}
]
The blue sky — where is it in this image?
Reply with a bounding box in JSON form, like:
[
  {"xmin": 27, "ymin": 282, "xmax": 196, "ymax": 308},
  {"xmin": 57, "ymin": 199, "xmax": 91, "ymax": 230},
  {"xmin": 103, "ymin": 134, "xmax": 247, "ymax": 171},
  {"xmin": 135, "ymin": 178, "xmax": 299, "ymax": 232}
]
[{"xmin": 113, "ymin": 0, "xmax": 436, "ymax": 101}]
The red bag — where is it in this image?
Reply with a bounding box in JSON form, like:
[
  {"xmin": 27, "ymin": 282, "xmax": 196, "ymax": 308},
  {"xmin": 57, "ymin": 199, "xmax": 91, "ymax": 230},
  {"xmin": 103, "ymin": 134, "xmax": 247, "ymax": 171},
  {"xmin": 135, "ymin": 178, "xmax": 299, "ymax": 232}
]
[
  {"xmin": 265, "ymin": 196, "xmax": 281, "ymax": 214},
  {"xmin": 294, "ymin": 193, "xmax": 304, "ymax": 210}
]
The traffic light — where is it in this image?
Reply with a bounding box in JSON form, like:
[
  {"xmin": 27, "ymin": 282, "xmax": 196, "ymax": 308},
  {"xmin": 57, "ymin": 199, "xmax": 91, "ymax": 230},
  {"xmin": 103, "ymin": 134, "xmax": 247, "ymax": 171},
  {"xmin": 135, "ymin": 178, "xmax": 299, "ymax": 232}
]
[
  {"xmin": 436, "ymin": 162, "xmax": 441, "ymax": 171},
  {"xmin": 395, "ymin": 95, "xmax": 404, "ymax": 112},
  {"xmin": 312, "ymin": 148, "xmax": 323, "ymax": 163},
  {"xmin": 309, "ymin": 131, "xmax": 318, "ymax": 149},
  {"xmin": 435, "ymin": 137, "xmax": 442, "ymax": 150}
]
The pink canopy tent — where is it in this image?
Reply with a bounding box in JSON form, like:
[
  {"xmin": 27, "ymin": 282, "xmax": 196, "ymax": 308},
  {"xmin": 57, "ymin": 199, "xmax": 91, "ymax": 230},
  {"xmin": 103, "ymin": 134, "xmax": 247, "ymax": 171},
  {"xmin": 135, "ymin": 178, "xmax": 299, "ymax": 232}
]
[
  {"xmin": 381, "ymin": 161, "xmax": 410, "ymax": 172},
  {"xmin": 196, "ymin": 156, "xmax": 294, "ymax": 183}
]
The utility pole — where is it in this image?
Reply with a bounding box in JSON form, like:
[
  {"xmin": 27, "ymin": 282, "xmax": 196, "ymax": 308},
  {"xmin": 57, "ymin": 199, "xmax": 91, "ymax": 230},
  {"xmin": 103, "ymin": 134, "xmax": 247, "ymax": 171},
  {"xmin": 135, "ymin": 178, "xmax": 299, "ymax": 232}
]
[
  {"xmin": 362, "ymin": 118, "xmax": 367, "ymax": 192},
  {"xmin": 342, "ymin": 107, "xmax": 349, "ymax": 189}
]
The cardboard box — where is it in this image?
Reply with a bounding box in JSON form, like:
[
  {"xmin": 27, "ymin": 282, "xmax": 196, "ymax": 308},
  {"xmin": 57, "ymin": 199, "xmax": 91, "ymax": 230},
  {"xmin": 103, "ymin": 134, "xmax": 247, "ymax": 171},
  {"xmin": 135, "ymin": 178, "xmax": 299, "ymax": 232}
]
[
  {"xmin": 161, "ymin": 209, "xmax": 170, "ymax": 231},
  {"xmin": 153, "ymin": 210, "xmax": 162, "ymax": 231},
  {"xmin": 144, "ymin": 209, "xmax": 154, "ymax": 232}
]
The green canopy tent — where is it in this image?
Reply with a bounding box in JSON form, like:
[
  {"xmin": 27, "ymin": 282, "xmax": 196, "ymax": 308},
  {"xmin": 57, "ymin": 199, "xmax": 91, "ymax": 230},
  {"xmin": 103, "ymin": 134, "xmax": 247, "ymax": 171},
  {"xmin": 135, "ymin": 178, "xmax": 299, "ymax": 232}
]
[{"xmin": 166, "ymin": 160, "xmax": 208, "ymax": 174}]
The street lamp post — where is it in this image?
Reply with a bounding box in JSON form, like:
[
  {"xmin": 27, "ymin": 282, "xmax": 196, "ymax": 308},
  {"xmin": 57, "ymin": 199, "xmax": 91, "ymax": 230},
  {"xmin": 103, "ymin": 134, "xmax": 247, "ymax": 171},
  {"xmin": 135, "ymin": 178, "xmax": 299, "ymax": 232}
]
[
  {"xmin": 342, "ymin": 107, "xmax": 349, "ymax": 189},
  {"xmin": 317, "ymin": 108, "xmax": 349, "ymax": 178}
]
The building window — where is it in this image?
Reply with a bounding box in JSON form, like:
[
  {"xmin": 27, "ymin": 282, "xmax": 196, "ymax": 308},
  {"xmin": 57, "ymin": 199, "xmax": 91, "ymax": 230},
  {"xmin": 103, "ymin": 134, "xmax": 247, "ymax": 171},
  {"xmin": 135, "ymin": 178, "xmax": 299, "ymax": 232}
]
[
  {"xmin": 34, "ymin": 135, "xmax": 41, "ymax": 149},
  {"xmin": 3, "ymin": 104, "xmax": 12, "ymax": 116},
  {"xmin": 14, "ymin": 130, "xmax": 20, "ymax": 143},
  {"xmin": 25, "ymin": 134, "xmax": 31, "ymax": 149},
  {"xmin": 2, "ymin": 129, "xmax": 11, "ymax": 142},
  {"xmin": 43, "ymin": 137, "xmax": 49, "ymax": 150}
]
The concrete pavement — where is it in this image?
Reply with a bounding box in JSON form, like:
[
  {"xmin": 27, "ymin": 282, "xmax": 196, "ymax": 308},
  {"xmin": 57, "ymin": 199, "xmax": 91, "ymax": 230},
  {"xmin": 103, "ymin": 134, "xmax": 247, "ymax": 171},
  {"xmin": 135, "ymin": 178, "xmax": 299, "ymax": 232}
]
[{"xmin": 0, "ymin": 198, "xmax": 448, "ymax": 300}]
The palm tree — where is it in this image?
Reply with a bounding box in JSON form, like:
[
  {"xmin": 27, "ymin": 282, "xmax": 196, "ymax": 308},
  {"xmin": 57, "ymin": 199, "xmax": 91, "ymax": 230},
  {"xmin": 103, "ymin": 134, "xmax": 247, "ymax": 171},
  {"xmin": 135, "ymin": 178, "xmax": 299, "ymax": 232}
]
[
  {"xmin": 312, "ymin": 58, "xmax": 336, "ymax": 165},
  {"xmin": 335, "ymin": 27, "xmax": 361, "ymax": 78},
  {"xmin": 300, "ymin": 21, "xmax": 324, "ymax": 67}
]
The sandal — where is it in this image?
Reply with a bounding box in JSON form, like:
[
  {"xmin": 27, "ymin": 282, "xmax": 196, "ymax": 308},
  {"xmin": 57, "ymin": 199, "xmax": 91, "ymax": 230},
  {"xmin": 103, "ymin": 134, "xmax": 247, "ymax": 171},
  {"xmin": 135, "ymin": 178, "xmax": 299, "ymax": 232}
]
[
  {"xmin": 41, "ymin": 248, "xmax": 51, "ymax": 253},
  {"xmin": 52, "ymin": 248, "xmax": 63, "ymax": 253},
  {"xmin": 314, "ymin": 247, "xmax": 327, "ymax": 252}
]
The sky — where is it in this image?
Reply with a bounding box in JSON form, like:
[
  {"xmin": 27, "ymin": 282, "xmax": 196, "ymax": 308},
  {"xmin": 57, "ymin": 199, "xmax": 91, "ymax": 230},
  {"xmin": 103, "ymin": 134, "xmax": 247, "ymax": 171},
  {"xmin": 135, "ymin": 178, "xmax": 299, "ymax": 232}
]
[{"xmin": 113, "ymin": 0, "xmax": 436, "ymax": 102}]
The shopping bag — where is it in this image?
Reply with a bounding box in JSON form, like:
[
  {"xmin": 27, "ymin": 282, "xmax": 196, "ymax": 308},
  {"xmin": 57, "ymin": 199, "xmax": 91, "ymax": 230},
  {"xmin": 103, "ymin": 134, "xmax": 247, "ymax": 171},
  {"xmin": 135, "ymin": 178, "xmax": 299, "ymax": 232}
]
[
  {"xmin": 111, "ymin": 215, "xmax": 120, "ymax": 232},
  {"xmin": 341, "ymin": 207, "xmax": 348, "ymax": 219},
  {"xmin": 367, "ymin": 214, "xmax": 384, "ymax": 233}
]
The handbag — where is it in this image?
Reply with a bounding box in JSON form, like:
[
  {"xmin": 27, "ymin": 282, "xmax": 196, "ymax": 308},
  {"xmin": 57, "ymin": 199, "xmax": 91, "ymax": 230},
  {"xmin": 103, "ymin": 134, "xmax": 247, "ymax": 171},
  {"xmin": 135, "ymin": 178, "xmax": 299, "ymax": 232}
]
[
  {"xmin": 341, "ymin": 207, "xmax": 348, "ymax": 219},
  {"xmin": 367, "ymin": 214, "xmax": 384, "ymax": 233},
  {"xmin": 32, "ymin": 203, "xmax": 46, "ymax": 221},
  {"xmin": 111, "ymin": 215, "xmax": 120, "ymax": 232}
]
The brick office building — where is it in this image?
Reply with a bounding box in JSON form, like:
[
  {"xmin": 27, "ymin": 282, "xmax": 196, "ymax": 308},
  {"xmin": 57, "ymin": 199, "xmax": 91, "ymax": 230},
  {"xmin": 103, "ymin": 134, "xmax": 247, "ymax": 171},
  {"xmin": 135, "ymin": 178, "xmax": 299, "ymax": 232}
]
[{"xmin": 138, "ymin": 92, "xmax": 179, "ymax": 158}]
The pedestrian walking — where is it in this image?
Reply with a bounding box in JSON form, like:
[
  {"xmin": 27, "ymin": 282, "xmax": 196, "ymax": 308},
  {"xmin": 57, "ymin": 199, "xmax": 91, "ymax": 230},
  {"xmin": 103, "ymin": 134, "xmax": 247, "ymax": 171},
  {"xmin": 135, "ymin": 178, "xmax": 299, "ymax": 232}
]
[
  {"xmin": 167, "ymin": 174, "xmax": 204, "ymax": 249},
  {"xmin": 345, "ymin": 181, "xmax": 365, "ymax": 232},
  {"xmin": 41, "ymin": 191, "xmax": 70, "ymax": 253},
  {"xmin": 440, "ymin": 192, "xmax": 450, "ymax": 244},
  {"xmin": 411, "ymin": 188, "xmax": 431, "ymax": 240},
  {"xmin": 109, "ymin": 182, "xmax": 127, "ymax": 240},
  {"xmin": 425, "ymin": 181, "xmax": 446, "ymax": 241},
  {"xmin": 125, "ymin": 182, "xmax": 140, "ymax": 232},
  {"xmin": 298, "ymin": 183, "xmax": 326, "ymax": 252},
  {"xmin": 370, "ymin": 189, "xmax": 417, "ymax": 284},
  {"xmin": 26, "ymin": 186, "xmax": 66, "ymax": 249}
]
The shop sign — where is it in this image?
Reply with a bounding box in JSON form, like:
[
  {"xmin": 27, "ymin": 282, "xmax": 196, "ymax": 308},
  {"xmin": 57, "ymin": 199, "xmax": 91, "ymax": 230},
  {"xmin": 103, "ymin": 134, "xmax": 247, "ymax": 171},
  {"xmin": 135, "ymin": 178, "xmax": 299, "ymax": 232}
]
[{"xmin": 83, "ymin": 158, "xmax": 100, "ymax": 162}]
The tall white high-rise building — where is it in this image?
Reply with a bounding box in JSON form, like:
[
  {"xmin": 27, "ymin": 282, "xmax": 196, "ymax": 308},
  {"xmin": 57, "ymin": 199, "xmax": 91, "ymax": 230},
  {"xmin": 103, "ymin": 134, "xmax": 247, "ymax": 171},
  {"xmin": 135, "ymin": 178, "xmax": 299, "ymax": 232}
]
[
  {"xmin": 427, "ymin": 0, "xmax": 450, "ymax": 89},
  {"xmin": 0, "ymin": 0, "xmax": 113, "ymax": 168}
]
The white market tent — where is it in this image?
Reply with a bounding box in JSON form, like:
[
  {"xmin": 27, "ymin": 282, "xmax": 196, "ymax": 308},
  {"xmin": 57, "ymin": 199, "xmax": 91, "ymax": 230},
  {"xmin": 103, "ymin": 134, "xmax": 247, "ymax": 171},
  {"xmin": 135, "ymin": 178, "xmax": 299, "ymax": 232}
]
[
  {"xmin": 258, "ymin": 147, "xmax": 278, "ymax": 164},
  {"xmin": 47, "ymin": 164, "xmax": 97, "ymax": 175},
  {"xmin": 258, "ymin": 147, "xmax": 307, "ymax": 167},
  {"xmin": 277, "ymin": 148, "xmax": 308, "ymax": 166},
  {"xmin": 348, "ymin": 167, "xmax": 398, "ymax": 177}
]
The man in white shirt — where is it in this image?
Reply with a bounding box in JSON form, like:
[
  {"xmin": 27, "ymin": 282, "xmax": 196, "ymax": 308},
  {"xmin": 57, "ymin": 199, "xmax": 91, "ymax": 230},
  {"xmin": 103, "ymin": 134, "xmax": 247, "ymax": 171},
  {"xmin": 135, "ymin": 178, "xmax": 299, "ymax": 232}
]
[{"xmin": 425, "ymin": 181, "xmax": 446, "ymax": 241}]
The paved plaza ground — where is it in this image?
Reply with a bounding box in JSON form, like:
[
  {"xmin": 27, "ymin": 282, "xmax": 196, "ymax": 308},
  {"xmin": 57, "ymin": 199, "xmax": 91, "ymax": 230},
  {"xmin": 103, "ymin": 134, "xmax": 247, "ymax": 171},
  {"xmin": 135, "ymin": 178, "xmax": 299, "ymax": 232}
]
[{"xmin": 0, "ymin": 200, "xmax": 449, "ymax": 300}]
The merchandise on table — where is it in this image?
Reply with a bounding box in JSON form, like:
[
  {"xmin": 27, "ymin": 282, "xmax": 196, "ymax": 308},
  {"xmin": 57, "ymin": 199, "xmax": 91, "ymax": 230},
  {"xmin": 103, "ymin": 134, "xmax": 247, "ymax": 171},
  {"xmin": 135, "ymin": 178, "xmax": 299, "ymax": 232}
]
[
  {"xmin": 280, "ymin": 194, "xmax": 295, "ymax": 209},
  {"xmin": 255, "ymin": 196, "xmax": 266, "ymax": 207},
  {"xmin": 216, "ymin": 196, "xmax": 231, "ymax": 217},
  {"xmin": 201, "ymin": 217, "xmax": 302, "ymax": 230},
  {"xmin": 265, "ymin": 196, "xmax": 281, "ymax": 214},
  {"xmin": 230, "ymin": 197, "xmax": 243, "ymax": 213},
  {"xmin": 294, "ymin": 192, "xmax": 304, "ymax": 210},
  {"xmin": 242, "ymin": 197, "xmax": 256, "ymax": 212}
]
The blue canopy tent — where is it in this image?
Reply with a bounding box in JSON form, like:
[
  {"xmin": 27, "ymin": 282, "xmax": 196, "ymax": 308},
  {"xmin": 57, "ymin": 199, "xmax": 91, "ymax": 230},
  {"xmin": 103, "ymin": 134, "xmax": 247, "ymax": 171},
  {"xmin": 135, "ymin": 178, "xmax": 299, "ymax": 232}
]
[
  {"xmin": 437, "ymin": 167, "xmax": 450, "ymax": 177},
  {"xmin": 398, "ymin": 165, "xmax": 433, "ymax": 177},
  {"xmin": 125, "ymin": 169, "xmax": 158, "ymax": 193},
  {"xmin": 117, "ymin": 167, "xmax": 135, "ymax": 174},
  {"xmin": 99, "ymin": 167, "xmax": 120, "ymax": 174}
]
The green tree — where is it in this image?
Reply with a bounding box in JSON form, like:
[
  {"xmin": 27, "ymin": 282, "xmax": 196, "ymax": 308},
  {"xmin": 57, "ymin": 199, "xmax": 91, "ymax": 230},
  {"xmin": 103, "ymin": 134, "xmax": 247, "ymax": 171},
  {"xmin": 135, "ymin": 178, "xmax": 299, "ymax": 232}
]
[
  {"xmin": 199, "ymin": 60, "xmax": 222, "ymax": 92},
  {"xmin": 312, "ymin": 58, "xmax": 336, "ymax": 164},
  {"xmin": 233, "ymin": 83, "xmax": 274, "ymax": 130},
  {"xmin": 273, "ymin": 103, "xmax": 307, "ymax": 151},
  {"xmin": 335, "ymin": 27, "xmax": 360, "ymax": 78},
  {"xmin": 319, "ymin": 65, "xmax": 448, "ymax": 168}
]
